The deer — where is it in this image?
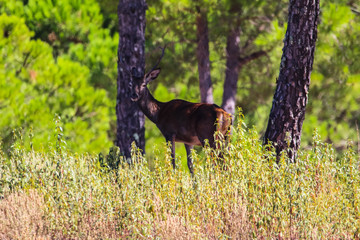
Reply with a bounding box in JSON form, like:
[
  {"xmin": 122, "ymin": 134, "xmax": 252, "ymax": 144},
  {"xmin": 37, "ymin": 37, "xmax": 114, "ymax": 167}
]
[{"xmin": 121, "ymin": 48, "xmax": 231, "ymax": 175}]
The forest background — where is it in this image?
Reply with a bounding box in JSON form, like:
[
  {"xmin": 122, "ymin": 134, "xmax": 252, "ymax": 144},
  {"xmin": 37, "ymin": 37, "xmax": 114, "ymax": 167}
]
[{"xmin": 1, "ymin": 0, "xmax": 359, "ymax": 159}]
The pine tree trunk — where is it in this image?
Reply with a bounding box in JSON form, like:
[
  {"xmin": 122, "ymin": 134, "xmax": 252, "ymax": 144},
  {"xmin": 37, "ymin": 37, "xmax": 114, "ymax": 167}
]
[
  {"xmin": 222, "ymin": 27, "xmax": 241, "ymax": 116},
  {"xmin": 221, "ymin": 1, "xmax": 241, "ymax": 116},
  {"xmin": 196, "ymin": 7, "xmax": 213, "ymax": 104},
  {"xmin": 116, "ymin": 0, "xmax": 147, "ymax": 160},
  {"xmin": 264, "ymin": 0, "xmax": 320, "ymax": 162}
]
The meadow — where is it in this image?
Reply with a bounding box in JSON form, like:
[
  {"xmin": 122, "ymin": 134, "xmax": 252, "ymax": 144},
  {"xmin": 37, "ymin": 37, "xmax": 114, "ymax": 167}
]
[{"xmin": 1, "ymin": 116, "xmax": 359, "ymax": 239}]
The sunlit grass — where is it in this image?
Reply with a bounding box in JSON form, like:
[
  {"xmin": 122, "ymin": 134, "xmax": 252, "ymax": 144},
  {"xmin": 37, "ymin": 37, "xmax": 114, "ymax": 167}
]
[{"xmin": 1, "ymin": 117, "xmax": 359, "ymax": 239}]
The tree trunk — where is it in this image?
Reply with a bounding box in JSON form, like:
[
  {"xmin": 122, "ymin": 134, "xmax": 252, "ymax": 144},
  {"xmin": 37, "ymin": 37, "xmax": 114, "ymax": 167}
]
[
  {"xmin": 263, "ymin": 0, "xmax": 320, "ymax": 162},
  {"xmin": 222, "ymin": 27, "xmax": 241, "ymax": 116},
  {"xmin": 196, "ymin": 7, "xmax": 213, "ymax": 104},
  {"xmin": 221, "ymin": 1, "xmax": 267, "ymax": 116},
  {"xmin": 116, "ymin": 0, "xmax": 147, "ymax": 160},
  {"xmin": 221, "ymin": 1, "xmax": 241, "ymax": 116},
  {"xmin": 222, "ymin": 36, "xmax": 267, "ymax": 116}
]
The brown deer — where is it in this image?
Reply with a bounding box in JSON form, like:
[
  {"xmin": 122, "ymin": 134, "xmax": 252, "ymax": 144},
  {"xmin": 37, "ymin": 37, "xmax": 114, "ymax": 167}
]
[{"xmin": 122, "ymin": 50, "xmax": 231, "ymax": 175}]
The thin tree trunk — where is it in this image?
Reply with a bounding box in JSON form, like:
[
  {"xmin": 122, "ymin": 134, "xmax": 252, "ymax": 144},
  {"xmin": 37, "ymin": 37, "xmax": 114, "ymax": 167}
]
[
  {"xmin": 116, "ymin": 0, "xmax": 147, "ymax": 160},
  {"xmin": 222, "ymin": 27, "xmax": 241, "ymax": 116},
  {"xmin": 221, "ymin": 30, "xmax": 267, "ymax": 116},
  {"xmin": 221, "ymin": 1, "xmax": 267, "ymax": 116},
  {"xmin": 196, "ymin": 7, "xmax": 213, "ymax": 104},
  {"xmin": 221, "ymin": 1, "xmax": 241, "ymax": 116},
  {"xmin": 263, "ymin": 0, "xmax": 320, "ymax": 162}
]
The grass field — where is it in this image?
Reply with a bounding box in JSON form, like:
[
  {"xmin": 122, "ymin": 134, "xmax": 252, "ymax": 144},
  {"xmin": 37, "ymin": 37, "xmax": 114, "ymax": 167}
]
[{"xmin": 1, "ymin": 119, "xmax": 359, "ymax": 239}]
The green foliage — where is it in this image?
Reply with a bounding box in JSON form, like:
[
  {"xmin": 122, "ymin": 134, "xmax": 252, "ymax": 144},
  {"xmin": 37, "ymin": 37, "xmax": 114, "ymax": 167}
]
[
  {"xmin": 0, "ymin": 0, "xmax": 120, "ymax": 153},
  {"xmin": 1, "ymin": 123, "xmax": 360, "ymax": 238},
  {"xmin": 0, "ymin": 14, "xmax": 112, "ymax": 153},
  {"xmin": 1, "ymin": 0, "xmax": 118, "ymax": 95}
]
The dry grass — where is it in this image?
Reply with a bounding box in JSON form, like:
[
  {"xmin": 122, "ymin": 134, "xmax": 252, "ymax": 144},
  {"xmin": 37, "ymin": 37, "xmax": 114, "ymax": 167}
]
[
  {"xmin": 0, "ymin": 190, "xmax": 122, "ymax": 239},
  {"xmin": 0, "ymin": 189, "xmax": 251, "ymax": 239},
  {"xmin": 0, "ymin": 189, "xmax": 50, "ymax": 239}
]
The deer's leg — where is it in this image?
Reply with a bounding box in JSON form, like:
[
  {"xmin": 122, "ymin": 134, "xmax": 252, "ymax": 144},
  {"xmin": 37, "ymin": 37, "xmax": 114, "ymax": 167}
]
[
  {"xmin": 185, "ymin": 144, "xmax": 194, "ymax": 176},
  {"xmin": 165, "ymin": 135, "xmax": 176, "ymax": 170},
  {"xmin": 171, "ymin": 135, "xmax": 176, "ymax": 169}
]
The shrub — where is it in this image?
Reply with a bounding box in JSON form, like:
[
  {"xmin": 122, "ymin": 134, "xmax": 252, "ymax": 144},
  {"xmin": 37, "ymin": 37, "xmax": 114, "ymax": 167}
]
[{"xmin": 0, "ymin": 119, "xmax": 359, "ymax": 239}]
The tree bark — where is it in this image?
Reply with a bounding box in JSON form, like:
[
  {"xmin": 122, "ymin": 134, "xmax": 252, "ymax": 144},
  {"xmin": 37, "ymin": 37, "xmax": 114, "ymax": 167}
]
[
  {"xmin": 221, "ymin": 1, "xmax": 241, "ymax": 116},
  {"xmin": 263, "ymin": 0, "xmax": 320, "ymax": 162},
  {"xmin": 221, "ymin": 2, "xmax": 268, "ymax": 116},
  {"xmin": 222, "ymin": 37, "xmax": 268, "ymax": 116},
  {"xmin": 196, "ymin": 7, "xmax": 214, "ymax": 104},
  {"xmin": 116, "ymin": 0, "xmax": 147, "ymax": 160},
  {"xmin": 222, "ymin": 27, "xmax": 241, "ymax": 116}
]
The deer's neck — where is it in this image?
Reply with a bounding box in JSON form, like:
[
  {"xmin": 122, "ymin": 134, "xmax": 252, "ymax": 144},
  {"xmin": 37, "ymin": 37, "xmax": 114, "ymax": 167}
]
[{"xmin": 137, "ymin": 88, "xmax": 164, "ymax": 123}]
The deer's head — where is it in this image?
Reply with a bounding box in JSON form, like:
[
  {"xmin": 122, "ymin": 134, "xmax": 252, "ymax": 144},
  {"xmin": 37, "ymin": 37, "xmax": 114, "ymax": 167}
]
[
  {"xmin": 129, "ymin": 68, "xmax": 161, "ymax": 102},
  {"xmin": 119, "ymin": 46, "xmax": 165, "ymax": 102}
]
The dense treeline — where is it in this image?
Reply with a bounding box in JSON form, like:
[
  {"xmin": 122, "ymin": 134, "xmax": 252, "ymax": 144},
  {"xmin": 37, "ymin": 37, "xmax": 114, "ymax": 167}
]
[{"xmin": 0, "ymin": 0, "xmax": 359, "ymax": 156}]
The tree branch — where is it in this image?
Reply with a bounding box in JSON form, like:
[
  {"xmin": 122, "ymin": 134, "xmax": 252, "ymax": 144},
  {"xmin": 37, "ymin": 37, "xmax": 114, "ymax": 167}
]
[
  {"xmin": 351, "ymin": 7, "xmax": 360, "ymax": 15},
  {"xmin": 238, "ymin": 49, "xmax": 269, "ymax": 66},
  {"xmin": 16, "ymin": 51, "xmax": 31, "ymax": 76}
]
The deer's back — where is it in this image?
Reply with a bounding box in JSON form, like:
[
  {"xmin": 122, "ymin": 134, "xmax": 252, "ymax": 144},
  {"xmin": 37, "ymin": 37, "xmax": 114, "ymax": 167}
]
[{"xmin": 156, "ymin": 99, "xmax": 230, "ymax": 145}]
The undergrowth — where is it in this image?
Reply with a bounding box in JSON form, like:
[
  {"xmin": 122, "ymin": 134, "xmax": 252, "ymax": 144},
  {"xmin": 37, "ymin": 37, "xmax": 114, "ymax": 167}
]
[{"xmin": 0, "ymin": 117, "xmax": 359, "ymax": 239}]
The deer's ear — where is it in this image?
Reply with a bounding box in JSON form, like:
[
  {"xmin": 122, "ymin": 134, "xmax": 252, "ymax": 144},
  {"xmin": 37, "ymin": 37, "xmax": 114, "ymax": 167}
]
[{"xmin": 145, "ymin": 68, "xmax": 161, "ymax": 84}]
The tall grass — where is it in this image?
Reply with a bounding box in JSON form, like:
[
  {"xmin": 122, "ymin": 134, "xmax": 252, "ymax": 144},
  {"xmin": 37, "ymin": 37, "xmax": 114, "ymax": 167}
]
[{"xmin": 0, "ymin": 118, "xmax": 359, "ymax": 239}]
